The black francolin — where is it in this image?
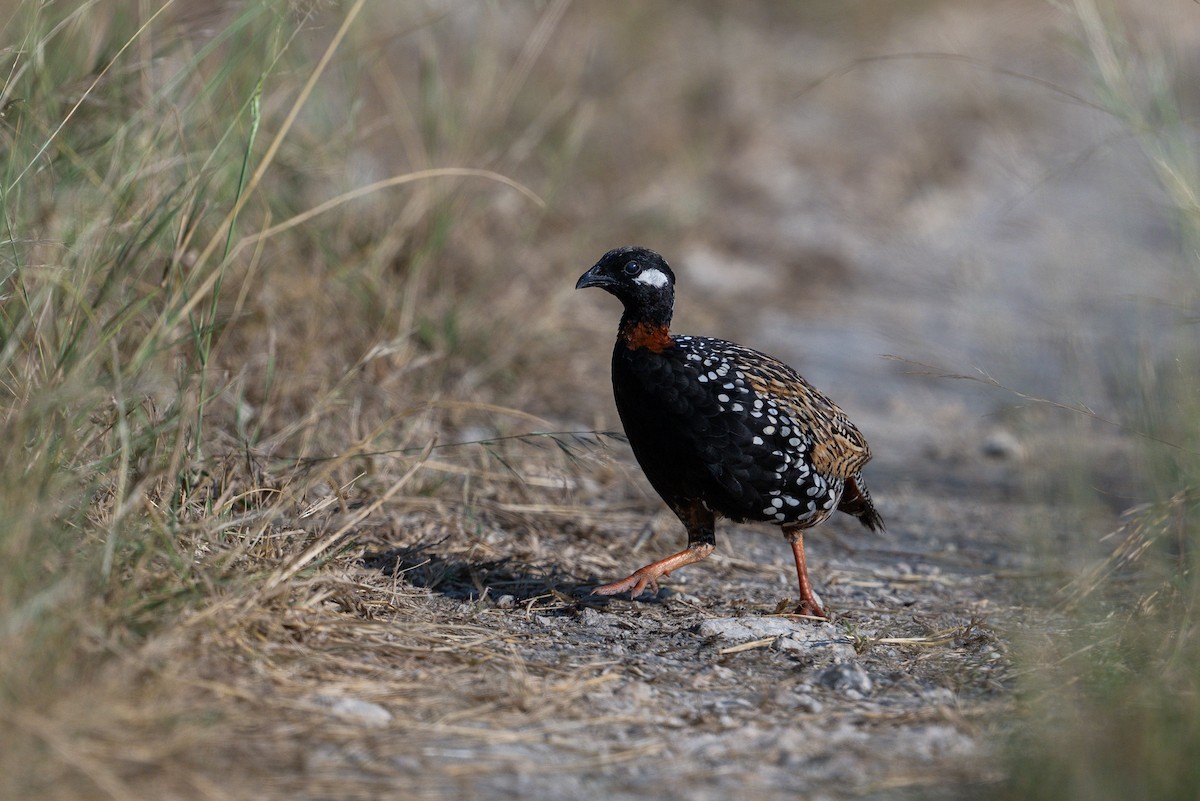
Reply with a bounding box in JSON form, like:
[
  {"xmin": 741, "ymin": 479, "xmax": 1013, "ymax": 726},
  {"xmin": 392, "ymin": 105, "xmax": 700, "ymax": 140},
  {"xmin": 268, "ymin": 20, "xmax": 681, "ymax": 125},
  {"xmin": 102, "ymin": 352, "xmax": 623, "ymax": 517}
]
[{"xmin": 576, "ymin": 246, "xmax": 883, "ymax": 618}]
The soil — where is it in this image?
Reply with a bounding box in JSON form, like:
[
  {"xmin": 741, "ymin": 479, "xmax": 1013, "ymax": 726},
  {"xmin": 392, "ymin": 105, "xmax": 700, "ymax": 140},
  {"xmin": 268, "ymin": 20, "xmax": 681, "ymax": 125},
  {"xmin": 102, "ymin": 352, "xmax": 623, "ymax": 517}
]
[{"xmin": 347, "ymin": 491, "xmax": 1030, "ymax": 800}]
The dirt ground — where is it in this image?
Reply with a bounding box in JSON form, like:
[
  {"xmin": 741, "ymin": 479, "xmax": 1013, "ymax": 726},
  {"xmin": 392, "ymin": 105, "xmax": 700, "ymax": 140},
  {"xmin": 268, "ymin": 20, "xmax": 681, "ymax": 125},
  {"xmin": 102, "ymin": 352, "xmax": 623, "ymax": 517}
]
[
  {"xmin": 337, "ymin": 493, "xmax": 1032, "ymax": 800},
  {"xmin": 30, "ymin": 2, "xmax": 1197, "ymax": 799}
]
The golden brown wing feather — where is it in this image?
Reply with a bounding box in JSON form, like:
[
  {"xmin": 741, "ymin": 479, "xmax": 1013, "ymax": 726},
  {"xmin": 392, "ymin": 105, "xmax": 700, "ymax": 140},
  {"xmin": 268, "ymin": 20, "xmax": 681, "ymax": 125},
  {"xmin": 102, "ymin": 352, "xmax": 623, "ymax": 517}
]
[{"xmin": 741, "ymin": 356, "xmax": 872, "ymax": 479}]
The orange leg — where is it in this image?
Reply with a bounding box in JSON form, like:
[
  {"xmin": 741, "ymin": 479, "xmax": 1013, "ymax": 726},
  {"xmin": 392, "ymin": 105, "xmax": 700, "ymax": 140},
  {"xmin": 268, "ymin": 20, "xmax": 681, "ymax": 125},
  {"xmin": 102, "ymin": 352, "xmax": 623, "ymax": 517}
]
[
  {"xmin": 591, "ymin": 543, "xmax": 715, "ymax": 598},
  {"xmin": 786, "ymin": 527, "xmax": 826, "ymax": 619}
]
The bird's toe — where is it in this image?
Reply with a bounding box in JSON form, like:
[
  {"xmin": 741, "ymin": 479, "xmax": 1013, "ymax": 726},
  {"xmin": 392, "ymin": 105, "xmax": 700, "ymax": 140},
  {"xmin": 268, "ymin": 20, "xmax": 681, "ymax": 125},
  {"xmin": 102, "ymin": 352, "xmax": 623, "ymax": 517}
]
[{"xmin": 591, "ymin": 566, "xmax": 661, "ymax": 599}]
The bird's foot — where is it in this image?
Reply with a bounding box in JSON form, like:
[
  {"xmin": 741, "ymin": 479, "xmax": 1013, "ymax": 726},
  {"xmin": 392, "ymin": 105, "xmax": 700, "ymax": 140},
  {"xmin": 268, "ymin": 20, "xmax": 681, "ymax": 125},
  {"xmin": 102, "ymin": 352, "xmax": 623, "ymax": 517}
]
[
  {"xmin": 591, "ymin": 566, "xmax": 664, "ymax": 599},
  {"xmin": 590, "ymin": 543, "xmax": 715, "ymax": 600},
  {"xmin": 793, "ymin": 599, "xmax": 828, "ymax": 620}
]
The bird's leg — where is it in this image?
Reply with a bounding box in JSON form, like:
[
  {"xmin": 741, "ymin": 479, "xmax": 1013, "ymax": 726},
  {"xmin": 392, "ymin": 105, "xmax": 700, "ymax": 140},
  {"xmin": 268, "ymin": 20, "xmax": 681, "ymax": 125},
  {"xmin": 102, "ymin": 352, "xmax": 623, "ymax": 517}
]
[
  {"xmin": 784, "ymin": 525, "xmax": 826, "ymax": 619},
  {"xmin": 592, "ymin": 500, "xmax": 716, "ymax": 600}
]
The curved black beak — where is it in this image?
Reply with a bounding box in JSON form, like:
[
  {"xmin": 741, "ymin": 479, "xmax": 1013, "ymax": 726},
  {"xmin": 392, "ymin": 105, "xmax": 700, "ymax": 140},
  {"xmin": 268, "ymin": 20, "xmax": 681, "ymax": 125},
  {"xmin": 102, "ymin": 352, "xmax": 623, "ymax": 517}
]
[{"xmin": 575, "ymin": 263, "xmax": 613, "ymax": 290}]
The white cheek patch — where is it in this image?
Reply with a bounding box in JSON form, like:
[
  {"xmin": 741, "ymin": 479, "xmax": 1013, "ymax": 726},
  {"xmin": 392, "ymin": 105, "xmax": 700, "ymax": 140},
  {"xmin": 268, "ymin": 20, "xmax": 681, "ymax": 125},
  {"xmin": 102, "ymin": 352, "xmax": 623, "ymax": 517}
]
[{"xmin": 633, "ymin": 268, "xmax": 669, "ymax": 288}]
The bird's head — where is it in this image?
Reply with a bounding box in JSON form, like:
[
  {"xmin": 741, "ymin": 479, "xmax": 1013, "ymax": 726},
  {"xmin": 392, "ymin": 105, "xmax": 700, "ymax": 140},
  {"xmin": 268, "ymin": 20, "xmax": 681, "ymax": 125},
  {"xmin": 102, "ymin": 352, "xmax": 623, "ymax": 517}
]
[{"xmin": 575, "ymin": 246, "xmax": 676, "ymax": 325}]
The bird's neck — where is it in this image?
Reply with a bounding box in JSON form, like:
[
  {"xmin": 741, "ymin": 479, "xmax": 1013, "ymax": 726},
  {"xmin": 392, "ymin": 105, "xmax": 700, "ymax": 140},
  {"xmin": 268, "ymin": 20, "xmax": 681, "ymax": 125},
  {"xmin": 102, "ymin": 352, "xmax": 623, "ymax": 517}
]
[{"xmin": 618, "ymin": 313, "xmax": 673, "ymax": 353}]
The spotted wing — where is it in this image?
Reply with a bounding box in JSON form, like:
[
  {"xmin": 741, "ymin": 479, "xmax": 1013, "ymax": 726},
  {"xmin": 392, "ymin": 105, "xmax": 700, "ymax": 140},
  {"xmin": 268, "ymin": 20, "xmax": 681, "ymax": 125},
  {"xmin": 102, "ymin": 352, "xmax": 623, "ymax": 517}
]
[
  {"xmin": 726, "ymin": 343, "xmax": 873, "ymax": 479},
  {"xmin": 615, "ymin": 335, "xmax": 872, "ymax": 525}
]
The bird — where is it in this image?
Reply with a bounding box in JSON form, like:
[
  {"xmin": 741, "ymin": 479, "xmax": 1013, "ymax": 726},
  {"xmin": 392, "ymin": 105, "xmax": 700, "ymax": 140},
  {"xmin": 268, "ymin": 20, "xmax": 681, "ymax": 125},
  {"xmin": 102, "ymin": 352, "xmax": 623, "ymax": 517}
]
[{"xmin": 575, "ymin": 246, "xmax": 883, "ymax": 618}]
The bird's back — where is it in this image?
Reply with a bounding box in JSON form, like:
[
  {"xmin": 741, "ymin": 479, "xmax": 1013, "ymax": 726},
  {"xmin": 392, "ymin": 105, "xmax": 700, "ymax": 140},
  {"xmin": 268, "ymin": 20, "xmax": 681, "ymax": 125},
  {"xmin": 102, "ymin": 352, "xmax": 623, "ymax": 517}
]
[{"xmin": 612, "ymin": 334, "xmax": 873, "ymax": 527}]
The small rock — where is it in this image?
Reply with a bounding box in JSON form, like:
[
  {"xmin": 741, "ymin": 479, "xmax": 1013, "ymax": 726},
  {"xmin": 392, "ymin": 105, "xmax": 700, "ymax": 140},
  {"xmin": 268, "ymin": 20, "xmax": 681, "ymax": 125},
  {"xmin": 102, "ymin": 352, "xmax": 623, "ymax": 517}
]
[
  {"xmin": 618, "ymin": 680, "xmax": 656, "ymax": 703},
  {"xmin": 793, "ymin": 693, "xmax": 824, "ymax": 714},
  {"xmin": 495, "ymin": 594, "xmax": 516, "ymax": 609},
  {"xmin": 579, "ymin": 607, "xmax": 611, "ymax": 628},
  {"xmin": 698, "ymin": 616, "xmax": 807, "ymax": 642},
  {"xmin": 923, "ymin": 686, "xmax": 956, "ymax": 705},
  {"xmin": 816, "ymin": 662, "xmax": 873, "ymax": 696},
  {"xmin": 703, "ymin": 665, "xmax": 737, "ymax": 683},
  {"xmin": 904, "ymin": 724, "xmax": 978, "ymax": 760},
  {"xmin": 312, "ymin": 694, "xmax": 392, "ymax": 727},
  {"xmin": 457, "ymin": 425, "xmax": 498, "ymax": 444},
  {"xmin": 699, "ymin": 617, "xmax": 858, "ymax": 664},
  {"xmin": 982, "ymin": 428, "xmax": 1024, "ymax": 460},
  {"xmin": 774, "ymin": 632, "xmax": 856, "ymax": 663}
]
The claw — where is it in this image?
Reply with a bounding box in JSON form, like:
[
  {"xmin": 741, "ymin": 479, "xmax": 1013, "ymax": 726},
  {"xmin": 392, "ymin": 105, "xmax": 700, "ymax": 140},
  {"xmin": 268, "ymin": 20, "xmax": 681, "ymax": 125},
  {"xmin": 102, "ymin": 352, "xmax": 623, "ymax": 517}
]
[
  {"xmin": 793, "ymin": 599, "xmax": 827, "ymax": 619},
  {"xmin": 591, "ymin": 565, "xmax": 661, "ymax": 598},
  {"xmin": 590, "ymin": 544, "xmax": 713, "ymax": 600}
]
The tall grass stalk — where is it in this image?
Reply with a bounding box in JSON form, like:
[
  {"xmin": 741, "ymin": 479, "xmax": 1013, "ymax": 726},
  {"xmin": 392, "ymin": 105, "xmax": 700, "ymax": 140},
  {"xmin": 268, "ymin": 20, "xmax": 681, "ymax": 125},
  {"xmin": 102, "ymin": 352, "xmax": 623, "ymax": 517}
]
[
  {"xmin": 0, "ymin": 0, "xmax": 555, "ymax": 793},
  {"xmin": 1, "ymin": 0, "xmax": 567, "ymax": 784},
  {"xmin": 1, "ymin": 0, "xmax": 281, "ymax": 696},
  {"xmin": 996, "ymin": 2, "xmax": 1200, "ymax": 799}
]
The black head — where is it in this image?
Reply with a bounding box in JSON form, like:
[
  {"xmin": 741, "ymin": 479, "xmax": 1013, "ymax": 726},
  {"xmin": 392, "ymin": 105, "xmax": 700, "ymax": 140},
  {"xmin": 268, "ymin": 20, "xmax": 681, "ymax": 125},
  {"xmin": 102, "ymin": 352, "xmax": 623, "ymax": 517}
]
[{"xmin": 575, "ymin": 246, "xmax": 676, "ymax": 325}]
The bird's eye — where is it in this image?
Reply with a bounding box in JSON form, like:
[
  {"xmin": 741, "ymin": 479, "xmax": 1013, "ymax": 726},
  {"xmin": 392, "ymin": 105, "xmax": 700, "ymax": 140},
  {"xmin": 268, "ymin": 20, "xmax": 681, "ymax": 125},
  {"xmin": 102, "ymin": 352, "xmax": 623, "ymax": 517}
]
[{"xmin": 622, "ymin": 260, "xmax": 641, "ymax": 276}]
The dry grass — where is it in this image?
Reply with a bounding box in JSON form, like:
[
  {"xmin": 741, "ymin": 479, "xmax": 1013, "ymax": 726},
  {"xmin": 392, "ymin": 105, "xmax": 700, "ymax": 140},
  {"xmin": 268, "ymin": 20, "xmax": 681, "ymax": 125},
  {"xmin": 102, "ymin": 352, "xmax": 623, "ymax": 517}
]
[{"xmin": 0, "ymin": 1, "xmax": 607, "ymax": 796}]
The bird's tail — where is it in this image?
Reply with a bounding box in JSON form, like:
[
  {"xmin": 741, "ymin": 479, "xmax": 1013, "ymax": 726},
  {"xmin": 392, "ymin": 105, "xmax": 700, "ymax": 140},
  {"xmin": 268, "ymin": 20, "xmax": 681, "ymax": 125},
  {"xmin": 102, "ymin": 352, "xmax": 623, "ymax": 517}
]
[{"xmin": 838, "ymin": 473, "xmax": 884, "ymax": 532}]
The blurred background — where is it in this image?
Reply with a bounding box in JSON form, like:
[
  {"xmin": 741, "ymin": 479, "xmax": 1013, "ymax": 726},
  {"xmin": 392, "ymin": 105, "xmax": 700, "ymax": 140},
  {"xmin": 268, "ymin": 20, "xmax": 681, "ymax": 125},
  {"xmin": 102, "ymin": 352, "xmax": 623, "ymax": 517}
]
[{"xmin": 1, "ymin": 1, "xmax": 1198, "ymax": 799}]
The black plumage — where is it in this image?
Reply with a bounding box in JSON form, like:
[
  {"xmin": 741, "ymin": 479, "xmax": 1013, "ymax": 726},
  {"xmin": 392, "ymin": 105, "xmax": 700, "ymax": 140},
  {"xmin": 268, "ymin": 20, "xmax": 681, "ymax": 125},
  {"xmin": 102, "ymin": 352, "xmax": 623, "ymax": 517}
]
[{"xmin": 576, "ymin": 246, "xmax": 883, "ymax": 617}]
